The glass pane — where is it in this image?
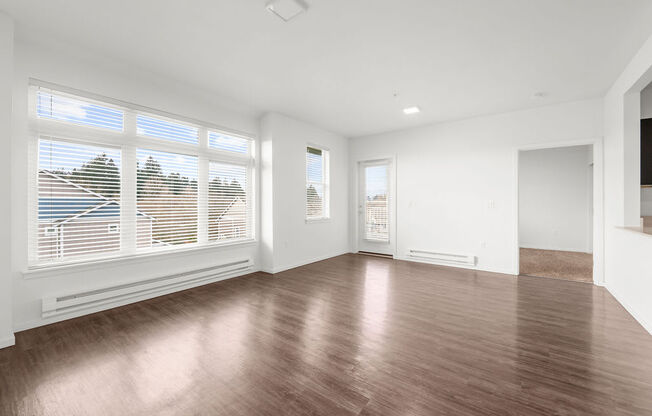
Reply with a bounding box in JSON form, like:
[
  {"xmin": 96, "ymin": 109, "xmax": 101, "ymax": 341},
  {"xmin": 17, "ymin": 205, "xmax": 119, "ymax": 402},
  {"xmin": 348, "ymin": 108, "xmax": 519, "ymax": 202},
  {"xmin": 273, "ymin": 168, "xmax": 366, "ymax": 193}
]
[
  {"xmin": 37, "ymin": 91, "xmax": 124, "ymax": 131},
  {"xmin": 365, "ymin": 165, "xmax": 389, "ymax": 241},
  {"xmin": 137, "ymin": 114, "xmax": 199, "ymax": 145},
  {"xmin": 136, "ymin": 149, "xmax": 198, "ymax": 247},
  {"xmin": 38, "ymin": 139, "xmax": 122, "ymax": 262},
  {"xmin": 306, "ymin": 183, "xmax": 324, "ymax": 218},
  {"xmin": 306, "ymin": 149, "xmax": 323, "ymax": 183},
  {"xmin": 208, "ymin": 131, "xmax": 250, "ymax": 154},
  {"xmin": 208, "ymin": 162, "xmax": 248, "ymax": 241}
]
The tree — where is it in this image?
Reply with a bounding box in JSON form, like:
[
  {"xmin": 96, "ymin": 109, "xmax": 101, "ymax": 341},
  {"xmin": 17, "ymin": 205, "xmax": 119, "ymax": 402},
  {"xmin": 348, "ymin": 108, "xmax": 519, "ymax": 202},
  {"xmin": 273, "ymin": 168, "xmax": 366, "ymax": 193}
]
[
  {"xmin": 137, "ymin": 156, "xmax": 165, "ymax": 196},
  {"xmin": 68, "ymin": 153, "xmax": 120, "ymax": 199},
  {"xmin": 306, "ymin": 185, "xmax": 322, "ymax": 216}
]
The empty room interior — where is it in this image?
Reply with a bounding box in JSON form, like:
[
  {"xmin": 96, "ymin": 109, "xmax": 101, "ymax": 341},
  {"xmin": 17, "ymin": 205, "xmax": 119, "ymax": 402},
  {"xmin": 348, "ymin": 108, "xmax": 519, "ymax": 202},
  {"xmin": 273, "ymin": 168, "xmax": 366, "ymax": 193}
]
[{"xmin": 2, "ymin": 1, "xmax": 652, "ymax": 415}]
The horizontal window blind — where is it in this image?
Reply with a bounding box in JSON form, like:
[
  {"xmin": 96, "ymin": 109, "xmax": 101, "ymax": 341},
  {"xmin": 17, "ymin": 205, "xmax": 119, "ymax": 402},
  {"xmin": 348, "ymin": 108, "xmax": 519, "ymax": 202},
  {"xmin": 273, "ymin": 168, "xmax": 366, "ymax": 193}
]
[
  {"xmin": 137, "ymin": 114, "xmax": 199, "ymax": 145},
  {"xmin": 208, "ymin": 162, "xmax": 250, "ymax": 241},
  {"xmin": 29, "ymin": 84, "xmax": 256, "ymax": 267},
  {"xmin": 306, "ymin": 146, "xmax": 328, "ymax": 219},
  {"xmin": 209, "ymin": 131, "xmax": 250, "ymax": 154},
  {"xmin": 136, "ymin": 149, "xmax": 198, "ymax": 246},
  {"xmin": 36, "ymin": 138, "xmax": 122, "ymax": 262},
  {"xmin": 364, "ymin": 165, "xmax": 389, "ymax": 241},
  {"xmin": 37, "ymin": 90, "xmax": 124, "ymax": 131}
]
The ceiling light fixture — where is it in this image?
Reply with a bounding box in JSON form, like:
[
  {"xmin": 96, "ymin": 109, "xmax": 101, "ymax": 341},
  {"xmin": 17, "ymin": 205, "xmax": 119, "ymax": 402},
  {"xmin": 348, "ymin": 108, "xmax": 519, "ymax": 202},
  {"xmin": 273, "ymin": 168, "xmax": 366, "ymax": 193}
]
[
  {"xmin": 403, "ymin": 106, "xmax": 421, "ymax": 115},
  {"xmin": 266, "ymin": 0, "xmax": 308, "ymax": 22}
]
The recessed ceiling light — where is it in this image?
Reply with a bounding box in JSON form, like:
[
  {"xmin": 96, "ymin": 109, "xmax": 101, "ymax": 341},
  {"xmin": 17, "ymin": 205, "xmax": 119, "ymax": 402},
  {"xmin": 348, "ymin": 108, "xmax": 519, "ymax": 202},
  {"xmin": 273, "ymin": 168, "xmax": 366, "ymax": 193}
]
[
  {"xmin": 403, "ymin": 106, "xmax": 421, "ymax": 115},
  {"xmin": 266, "ymin": 0, "xmax": 308, "ymax": 22}
]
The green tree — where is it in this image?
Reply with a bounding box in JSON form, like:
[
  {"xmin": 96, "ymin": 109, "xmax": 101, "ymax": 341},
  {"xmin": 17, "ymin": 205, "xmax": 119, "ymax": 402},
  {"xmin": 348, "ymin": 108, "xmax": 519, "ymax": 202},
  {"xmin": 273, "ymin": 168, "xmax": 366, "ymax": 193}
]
[
  {"xmin": 68, "ymin": 153, "xmax": 120, "ymax": 199},
  {"xmin": 137, "ymin": 156, "xmax": 164, "ymax": 196}
]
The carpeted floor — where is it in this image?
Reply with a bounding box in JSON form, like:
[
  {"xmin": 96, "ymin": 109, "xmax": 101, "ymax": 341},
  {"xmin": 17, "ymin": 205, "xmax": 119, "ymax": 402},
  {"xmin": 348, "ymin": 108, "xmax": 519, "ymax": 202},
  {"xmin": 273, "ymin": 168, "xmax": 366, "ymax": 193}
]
[{"xmin": 519, "ymin": 248, "xmax": 593, "ymax": 283}]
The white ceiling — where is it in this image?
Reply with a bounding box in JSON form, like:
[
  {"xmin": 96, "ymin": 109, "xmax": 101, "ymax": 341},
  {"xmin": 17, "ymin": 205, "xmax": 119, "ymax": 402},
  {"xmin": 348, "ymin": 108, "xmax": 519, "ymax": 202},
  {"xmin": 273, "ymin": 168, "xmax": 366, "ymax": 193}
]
[{"xmin": 2, "ymin": 0, "xmax": 652, "ymax": 137}]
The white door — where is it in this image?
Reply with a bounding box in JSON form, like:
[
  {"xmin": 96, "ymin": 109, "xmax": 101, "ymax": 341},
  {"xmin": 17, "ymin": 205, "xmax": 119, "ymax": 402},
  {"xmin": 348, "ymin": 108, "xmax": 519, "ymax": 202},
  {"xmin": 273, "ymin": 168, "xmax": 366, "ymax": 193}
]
[{"xmin": 358, "ymin": 159, "xmax": 394, "ymax": 256}]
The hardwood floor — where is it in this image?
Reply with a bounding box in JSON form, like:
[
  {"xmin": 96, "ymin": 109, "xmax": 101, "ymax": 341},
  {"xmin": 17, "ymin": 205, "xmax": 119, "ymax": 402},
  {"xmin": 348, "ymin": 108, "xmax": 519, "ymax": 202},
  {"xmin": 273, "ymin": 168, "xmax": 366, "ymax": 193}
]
[{"xmin": 1, "ymin": 254, "xmax": 652, "ymax": 415}]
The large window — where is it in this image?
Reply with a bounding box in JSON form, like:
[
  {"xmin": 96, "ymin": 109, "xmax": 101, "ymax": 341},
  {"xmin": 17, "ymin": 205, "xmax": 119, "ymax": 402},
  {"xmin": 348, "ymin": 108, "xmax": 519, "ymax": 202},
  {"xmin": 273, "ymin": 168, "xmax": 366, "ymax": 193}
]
[
  {"xmin": 29, "ymin": 84, "xmax": 255, "ymax": 267},
  {"xmin": 306, "ymin": 146, "xmax": 329, "ymax": 220}
]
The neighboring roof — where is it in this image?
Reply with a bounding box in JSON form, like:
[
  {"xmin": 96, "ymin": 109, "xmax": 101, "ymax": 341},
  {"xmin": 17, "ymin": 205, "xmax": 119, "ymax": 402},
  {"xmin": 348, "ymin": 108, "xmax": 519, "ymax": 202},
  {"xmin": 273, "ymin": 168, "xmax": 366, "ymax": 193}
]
[
  {"xmin": 39, "ymin": 170, "xmax": 154, "ymax": 224},
  {"xmin": 214, "ymin": 196, "xmax": 245, "ymax": 222}
]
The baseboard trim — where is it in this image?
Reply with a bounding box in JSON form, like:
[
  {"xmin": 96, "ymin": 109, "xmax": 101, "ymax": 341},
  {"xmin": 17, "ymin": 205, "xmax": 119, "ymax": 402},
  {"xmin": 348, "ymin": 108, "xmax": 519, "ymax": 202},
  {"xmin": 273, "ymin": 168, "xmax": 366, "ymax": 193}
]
[
  {"xmin": 605, "ymin": 283, "xmax": 652, "ymax": 335},
  {"xmin": 264, "ymin": 250, "xmax": 350, "ymax": 274},
  {"xmin": 396, "ymin": 254, "xmax": 513, "ymax": 276},
  {"xmin": 14, "ymin": 267, "xmax": 255, "ymax": 333},
  {"xmin": 0, "ymin": 334, "xmax": 15, "ymax": 349}
]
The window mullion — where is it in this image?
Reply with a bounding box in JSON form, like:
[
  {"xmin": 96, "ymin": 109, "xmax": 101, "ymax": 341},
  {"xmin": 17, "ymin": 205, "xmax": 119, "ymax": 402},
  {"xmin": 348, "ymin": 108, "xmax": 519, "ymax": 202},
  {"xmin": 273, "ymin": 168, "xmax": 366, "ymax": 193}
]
[
  {"xmin": 198, "ymin": 128, "xmax": 209, "ymax": 244},
  {"xmin": 121, "ymin": 111, "xmax": 138, "ymax": 254}
]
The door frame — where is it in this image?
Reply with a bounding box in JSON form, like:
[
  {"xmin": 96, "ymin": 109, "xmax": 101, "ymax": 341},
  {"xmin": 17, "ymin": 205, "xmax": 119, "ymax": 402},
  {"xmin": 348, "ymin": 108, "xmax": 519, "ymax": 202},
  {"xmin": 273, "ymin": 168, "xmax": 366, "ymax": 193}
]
[
  {"xmin": 513, "ymin": 138, "xmax": 604, "ymax": 285},
  {"xmin": 353, "ymin": 156, "xmax": 397, "ymax": 257}
]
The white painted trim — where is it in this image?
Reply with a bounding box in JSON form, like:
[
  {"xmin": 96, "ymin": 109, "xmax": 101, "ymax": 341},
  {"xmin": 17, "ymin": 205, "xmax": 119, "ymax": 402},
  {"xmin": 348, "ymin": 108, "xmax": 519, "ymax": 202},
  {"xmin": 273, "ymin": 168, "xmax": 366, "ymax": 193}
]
[
  {"xmin": 0, "ymin": 334, "xmax": 15, "ymax": 349},
  {"xmin": 262, "ymin": 250, "xmax": 350, "ymax": 274},
  {"xmin": 605, "ymin": 283, "xmax": 652, "ymax": 335},
  {"xmin": 395, "ymin": 254, "xmax": 513, "ymax": 276},
  {"xmin": 354, "ymin": 155, "xmax": 397, "ymax": 257},
  {"xmin": 23, "ymin": 238, "xmax": 257, "ymax": 279},
  {"xmin": 14, "ymin": 265, "xmax": 257, "ymax": 332},
  {"xmin": 513, "ymin": 138, "xmax": 605, "ymax": 285}
]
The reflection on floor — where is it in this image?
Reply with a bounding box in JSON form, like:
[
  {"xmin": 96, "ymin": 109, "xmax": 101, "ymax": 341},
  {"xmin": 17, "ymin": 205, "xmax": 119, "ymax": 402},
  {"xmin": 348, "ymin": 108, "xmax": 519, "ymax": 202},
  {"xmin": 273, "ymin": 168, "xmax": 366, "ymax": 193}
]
[{"xmin": 520, "ymin": 248, "xmax": 593, "ymax": 283}]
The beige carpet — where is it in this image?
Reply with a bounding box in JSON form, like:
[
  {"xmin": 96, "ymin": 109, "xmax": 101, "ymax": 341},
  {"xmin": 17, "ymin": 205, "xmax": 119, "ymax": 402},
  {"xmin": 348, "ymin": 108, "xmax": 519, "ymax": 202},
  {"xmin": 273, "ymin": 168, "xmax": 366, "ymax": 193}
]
[{"xmin": 519, "ymin": 248, "xmax": 593, "ymax": 283}]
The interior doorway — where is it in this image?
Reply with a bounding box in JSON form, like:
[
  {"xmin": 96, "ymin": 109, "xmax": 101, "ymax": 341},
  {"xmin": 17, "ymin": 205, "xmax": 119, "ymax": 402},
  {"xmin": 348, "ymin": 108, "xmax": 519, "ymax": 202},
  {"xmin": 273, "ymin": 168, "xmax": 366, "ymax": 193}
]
[
  {"xmin": 518, "ymin": 145, "xmax": 594, "ymax": 283},
  {"xmin": 357, "ymin": 159, "xmax": 395, "ymax": 256}
]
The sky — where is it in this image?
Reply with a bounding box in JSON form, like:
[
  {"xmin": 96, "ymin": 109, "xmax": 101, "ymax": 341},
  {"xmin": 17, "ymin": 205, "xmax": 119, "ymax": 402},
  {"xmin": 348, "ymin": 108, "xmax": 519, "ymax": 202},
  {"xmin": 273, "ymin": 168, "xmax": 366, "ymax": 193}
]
[{"xmin": 365, "ymin": 165, "xmax": 387, "ymax": 200}]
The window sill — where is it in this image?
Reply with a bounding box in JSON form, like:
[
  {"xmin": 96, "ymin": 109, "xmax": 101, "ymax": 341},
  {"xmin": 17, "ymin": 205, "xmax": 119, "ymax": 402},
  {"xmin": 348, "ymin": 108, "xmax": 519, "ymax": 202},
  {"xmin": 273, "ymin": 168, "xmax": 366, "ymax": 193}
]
[
  {"xmin": 22, "ymin": 238, "xmax": 257, "ymax": 279},
  {"xmin": 305, "ymin": 217, "xmax": 331, "ymax": 224}
]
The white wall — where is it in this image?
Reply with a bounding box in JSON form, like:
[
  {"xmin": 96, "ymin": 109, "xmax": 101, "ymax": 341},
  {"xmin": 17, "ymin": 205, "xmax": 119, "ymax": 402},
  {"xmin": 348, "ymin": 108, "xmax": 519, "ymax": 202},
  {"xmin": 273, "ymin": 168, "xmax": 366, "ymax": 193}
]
[
  {"xmin": 603, "ymin": 29, "xmax": 652, "ymax": 334},
  {"xmin": 349, "ymin": 99, "xmax": 603, "ymax": 275},
  {"xmin": 519, "ymin": 145, "xmax": 593, "ymax": 253},
  {"xmin": 260, "ymin": 113, "xmax": 349, "ymax": 273},
  {"xmin": 10, "ymin": 39, "xmax": 262, "ymax": 332},
  {"xmin": 0, "ymin": 13, "xmax": 14, "ymax": 349}
]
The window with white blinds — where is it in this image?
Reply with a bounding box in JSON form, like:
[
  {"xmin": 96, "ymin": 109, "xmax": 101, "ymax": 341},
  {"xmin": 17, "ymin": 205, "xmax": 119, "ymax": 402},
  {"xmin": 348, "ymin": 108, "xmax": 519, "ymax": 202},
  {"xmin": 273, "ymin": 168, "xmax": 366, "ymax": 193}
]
[
  {"xmin": 208, "ymin": 162, "xmax": 249, "ymax": 241},
  {"xmin": 29, "ymin": 84, "xmax": 255, "ymax": 267},
  {"xmin": 306, "ymin": 146, "xmax": 329, "ymax": 220},
  {"xmin": 137, "ymin": 149, "xmax": 198, "ymax": 246},
  {"xmin": 37, "ymin": 139, "xmax": 122, "ymax": 261}
]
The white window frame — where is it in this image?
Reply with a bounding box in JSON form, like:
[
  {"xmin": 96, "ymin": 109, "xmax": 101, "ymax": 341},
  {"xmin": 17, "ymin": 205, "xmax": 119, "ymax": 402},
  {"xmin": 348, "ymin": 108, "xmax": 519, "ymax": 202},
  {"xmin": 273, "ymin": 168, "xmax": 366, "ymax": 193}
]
[
  {"xmin": 305, "ymin": 144, "xmax": 330, "ymax": 222},
  {"xmin": 27, "ymin": 80, "xmax": 256, "ymax": 269}
]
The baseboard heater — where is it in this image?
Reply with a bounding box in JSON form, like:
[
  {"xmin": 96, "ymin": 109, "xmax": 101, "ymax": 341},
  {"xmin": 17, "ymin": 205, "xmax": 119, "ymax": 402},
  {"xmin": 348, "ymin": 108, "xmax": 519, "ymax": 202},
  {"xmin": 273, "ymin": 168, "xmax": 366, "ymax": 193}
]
[
  {"xmin": 42, "ymin": 258, "xmax": 253, "ymax": 318},
  {"xmin": 407, "ymin": 249, "xmax": 476, "ymax": 266}
]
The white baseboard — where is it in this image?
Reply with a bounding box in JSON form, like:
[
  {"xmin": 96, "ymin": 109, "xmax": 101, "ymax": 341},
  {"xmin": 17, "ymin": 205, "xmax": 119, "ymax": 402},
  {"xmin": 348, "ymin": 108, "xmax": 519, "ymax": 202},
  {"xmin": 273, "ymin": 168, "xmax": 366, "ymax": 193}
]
[
  {"xmin": 14, "ymin": 267, "xmax": 255, "ymax": 333},
  {"xmin": 263, "ymin": 250, "xmax": 350, "ymax": 274},
  {"xmin": 605, "ymin": 283, "xmax": 652, "ymax": 335},
  {"xmin": 395, "ymin": 254, "xmax": 514, "ymax": 276},
  {"xmin": 0, "ymin": 333, "xmax": 15, "ymax": 349}
]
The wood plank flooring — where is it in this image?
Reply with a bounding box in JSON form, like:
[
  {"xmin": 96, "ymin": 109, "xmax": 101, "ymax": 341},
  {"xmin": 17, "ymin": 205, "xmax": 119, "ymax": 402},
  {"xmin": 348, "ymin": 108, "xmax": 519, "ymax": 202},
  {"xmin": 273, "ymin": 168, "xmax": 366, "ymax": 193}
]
[{"xmin": 1, "ymin": 254, "xmax": 652, "ymax": 415}]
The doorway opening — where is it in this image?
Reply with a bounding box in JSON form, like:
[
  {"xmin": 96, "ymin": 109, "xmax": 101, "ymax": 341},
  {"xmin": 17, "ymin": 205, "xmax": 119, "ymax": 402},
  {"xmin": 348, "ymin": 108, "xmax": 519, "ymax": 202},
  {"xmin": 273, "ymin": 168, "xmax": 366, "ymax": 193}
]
[{"xmin": 518, "ymin": 145, "xmax": 594, "ymax": 283}]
